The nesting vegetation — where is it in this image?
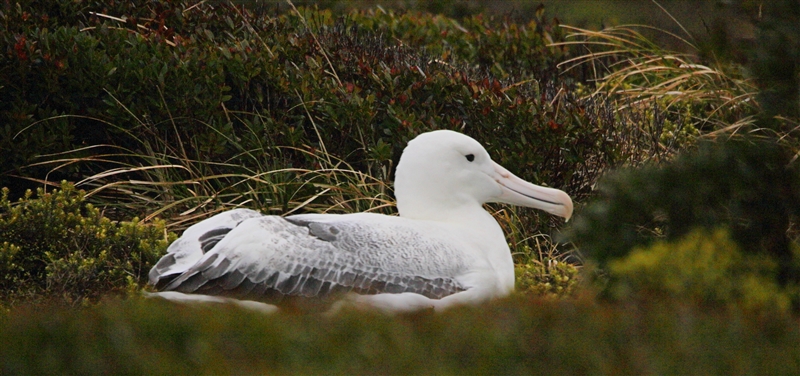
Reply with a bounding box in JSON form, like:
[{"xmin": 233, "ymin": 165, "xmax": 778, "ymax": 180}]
[{"xmin": 2, "ymin": 0, "xmax": 800, "ymax": 373}]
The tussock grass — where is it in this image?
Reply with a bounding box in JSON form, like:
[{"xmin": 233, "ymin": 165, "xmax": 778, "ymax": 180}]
[
  {"xmin": 553, "ymin": 24, "xmax": 760, "ymax": 142},
  {"xmin": 31, "ymin": 119, "xmax": 396, "ymax": 232}
]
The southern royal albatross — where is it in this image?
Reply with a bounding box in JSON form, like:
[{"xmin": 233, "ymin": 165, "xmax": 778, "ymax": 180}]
[{"xmin": 148, "ymin": 130, "xmax": 573, "ymax": 312}]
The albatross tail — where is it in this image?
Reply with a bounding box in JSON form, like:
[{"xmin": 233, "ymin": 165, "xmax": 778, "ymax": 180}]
[{"xmin": 149, "ymin": 209, "xmax": 263, "ymax": 289}]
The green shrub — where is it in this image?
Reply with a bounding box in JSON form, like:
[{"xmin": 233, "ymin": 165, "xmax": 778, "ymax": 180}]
[
  {"xmin": 1, "ymin": 0, "xmax": 653, "ymax": 226},
  {"xmin": 515, "ymin": 258, "xmax": 579, "ymax": 298},
  {"xmin": 607, "ymin": 228, "xmax": 797, "ymax": 312},
  {"xmin": 750, "ymin": 0, "xmax": 800, "ymax": 121},
  {"xmin": 569, "ymin": 138, "xmax": 800, "ymax": 287},
  {"xmin": 0, "ymin": 181, "xmax": 174, "ymax": 308}
]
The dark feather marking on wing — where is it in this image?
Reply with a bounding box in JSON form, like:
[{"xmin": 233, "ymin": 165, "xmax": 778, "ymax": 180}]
[
  {"xmin": 317, "ymin": 280, "xmax": 333, "ymax": 296},
  {"xmin": 197, "ymin": 283, "xmax": 224, "ymax": 296},
  {"xmin": 283, "ymin": 216, "xmax": 313, "ymax": 227},
  {"xmin": 352, "ymin": 274, "xmax": 368, "ymax": 290},
  {"xmin": 299, "ymin": 272, "xmax": 323, "ymax": 297},
  {"xmin": 200, "ymin": 257, "xmax": 232, "ymax": 282},
  {"xmin": 165, "ymin": 262, "xmax": 466, "ymax": 303},
  {"xmin": 310, "ymin": 267, "xmax": 327, "ymax": 279},
  {"xmin": 252, "ymin": 268, "xmax": 272, "ymax": 284},
  {"xmin": 283, "ymin": 217, "xmax": 341, "ymax": 242},
  {"xmin": 249, "ymin": 280, "xmax": 269, "ymax": 297},
  {"xmin": 176, "ymin": 272, "xmax": 210, "ymax": 293},
  {"xmin": 264, "ymin": 271, "xmax": 279, "ymax": 286},
  {"xmin": 387, "ymin": 283, "xmax": 406, "ymax": 294},
  {"xmin": 163, "ymin": 253, "xmax": 219, "ymax": 292},
  {"xmin": 307, "ymin": 223, "xmax": 339, "ymax": 241},
  {"xmin": 151, "ymin": 253, "xmax": 176, "ymax": 275},
  {"xmin": 150, "ymin": 253, "xmax": 179, "ymax": 289},
  {"xmin": 339, "ymin": 271, "xmax": 356, "ymax": 285},
  {"xmin": 234, "ymin": 278, "xmax": 257, "ymax": 297},
  {"xmin": 276, "ymin": 273, "xmax": 301, "ymax": 293},
  {"xmin": 219, "ymin": 269, "xmax": 247, "ymax": 290},
  {"xmin": 198, "ymin": 227, "xmax": 234, "ymax": 253},
  {"xmin": 153, "ymin": 273, "xmax": 180, "ymax": 291}
]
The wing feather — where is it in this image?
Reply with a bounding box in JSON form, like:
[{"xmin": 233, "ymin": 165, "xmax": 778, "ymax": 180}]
[
  {"xmin": 149, "ymin": 209, "xmax": 263, "ymax": 288},
  {"xmin": 151, "ymin": 211, "xmax": 471, "ymax": 304}
]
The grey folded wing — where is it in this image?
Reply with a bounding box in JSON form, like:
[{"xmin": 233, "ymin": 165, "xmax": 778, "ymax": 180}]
[{"xmin": 150, "ymin": 213, "xmax": 469, "ymax": 304}]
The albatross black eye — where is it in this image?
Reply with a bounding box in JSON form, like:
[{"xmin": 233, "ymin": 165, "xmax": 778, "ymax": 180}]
[{"xmin": 465, "ymin": 154, "xmax": 475, "ymax": 162}]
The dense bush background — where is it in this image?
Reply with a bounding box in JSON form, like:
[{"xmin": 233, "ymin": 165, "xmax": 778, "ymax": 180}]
[
  {"xmin": 2, "ymin": 0, "xmax": 800, "ymax": 373},
  {"xmin": 0, "ymin": 0, "xmax": 656, "ymax": 214}
]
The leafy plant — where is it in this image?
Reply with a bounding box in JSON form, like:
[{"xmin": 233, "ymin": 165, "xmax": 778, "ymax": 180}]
[
  {"xmin": 0, "ymin": 182, "xmax": 174, "ymax": 308},
  {"xmin": 607, "ymin": 227, "xmax": 798, "ymax": 312},
  {"xmin": 2, "ymin": 0, "xmax": 658, "ymax": 210},
  {"xmin": 569, "ymin": 138, "xmax": 800, "ymax": 288},
  {"xmin": 749, "ymin": 0, "xmax": 800, "ymax": 121},
  {"xmin": 515, "ymin": 258, "xmax": 579, "ymax": 298}
]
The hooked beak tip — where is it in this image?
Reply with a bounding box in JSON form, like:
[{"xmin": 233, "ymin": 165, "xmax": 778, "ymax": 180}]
[{"xmin": 492, "ymin": 161, "xmax": 573, "ymax": 220}]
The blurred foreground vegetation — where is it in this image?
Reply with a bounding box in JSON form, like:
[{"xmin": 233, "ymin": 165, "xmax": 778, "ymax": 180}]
[
  {"xmin": 3, "ymin": 295, "xmax": 800, "ymax": 374},
  {"xmin": 2, "ymin": 0, "xmax": 800, "ymax": 373}
]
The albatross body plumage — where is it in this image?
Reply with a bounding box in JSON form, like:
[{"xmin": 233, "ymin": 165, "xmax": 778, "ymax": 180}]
[{"xmin": 148, "ymin": 130, "xmax": 573, "ymax": 312}]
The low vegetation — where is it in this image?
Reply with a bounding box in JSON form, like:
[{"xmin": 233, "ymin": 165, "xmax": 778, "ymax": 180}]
[
  {"xmin": 0, "ymin": 182, "xmax": 172, "ymax": 309},
  {"xmin": 3, "ymin": 295, "xmax": 799, "ymax": 375},
  {"xmin": 1, "ymin": 0, "xmax": 799, "ymax": 373},
  {"xmin": 570, "ymin": 139, "xmax": 800, "ymax": 285}
]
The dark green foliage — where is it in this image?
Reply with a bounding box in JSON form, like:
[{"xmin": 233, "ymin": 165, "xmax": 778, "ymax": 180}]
[
  {"xmin": 0, "ymin": 182, "xmax": 174, "ymax": 307},
  {"xmin": 1, "ymin": 296, "xmax": 799, "ymax": 374},
  {"xmin": 1, "ymin": 0, "xmax": 642, "ymax": 223},
  {"xmin": 750, "ymin": 0, "xmax": 800, "ymax": 120},
  {"xmin": 569, "ymin": 138, "xmax": 800, "ymax": 286}
]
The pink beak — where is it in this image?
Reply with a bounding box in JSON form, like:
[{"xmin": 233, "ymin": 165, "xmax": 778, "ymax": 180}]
[{"xmin": 491, "ymin": 162, "xmax": 573, "ymax": 220}]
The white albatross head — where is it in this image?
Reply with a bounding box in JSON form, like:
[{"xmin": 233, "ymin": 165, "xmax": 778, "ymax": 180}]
[{"xmin": 394, "ymin": 130, "xmax": 573, "ymax": 221}]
